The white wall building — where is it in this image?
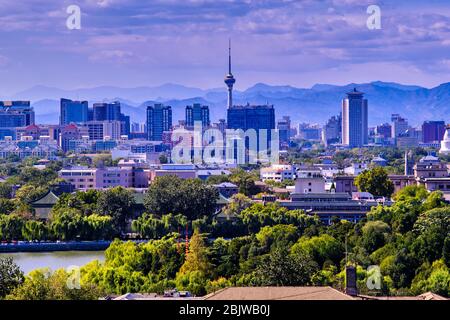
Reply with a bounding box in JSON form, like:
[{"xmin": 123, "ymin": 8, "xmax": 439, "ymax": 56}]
[
  {"xmin": 260, "ymin": 165, "xmax": 295, "ymax": 182},
  {"xmin": 294, "ymin": 168, "xmax": 325, "ymax": 193},
  {"xmin": 344, "ymin": 163, "xmax": 368, "ymax": 176}
]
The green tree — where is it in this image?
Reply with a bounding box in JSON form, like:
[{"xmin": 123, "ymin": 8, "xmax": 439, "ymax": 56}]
[
  {"xmin": 22, "ymin": 220, "xmax": 48, "ymax": 241},
  {"xmin": 354, "ymin": 167, "xmax": 394, "ymax": 198},
  {"xmin": 229, "ymin": 169, "xmax": 259, "ymax": 196},
  {"xmin": 412, "ymin": 207, "xmax": 450, "ymax": 263},
  {"xmin": 0, "ymin": 257, "xmax": 24, "ymax": 298},
  {"xmin": 96, "ymin": 187, "xmax": 135, "ymax": 233},
  {"xmin": 144, "ymin": 176, "xmax": 218, "ymax": 220},
  {"xmin": 222, "ymin": 193, "xmax": 252, "ymax": 218},
  {"xmin": 361, "ymin": 221, "xmax": 391, "ymax": 253},
  {"xmin": 0, "ymin": 198, "xmax": 14, "ymax": 215},
  {"xmin": 291, "ymin": 234, "xmax": 343, "ymax": 267},
  {"xmin": 179, "ymin": 231, "xmax": 212, "ymax": 276},
  {"xmin": 0, "ymin": 214, "xmax": 25, "ymax": 241},
  {"xmin": 14, "ymin": 184, "xmax": 48, "ymax": 204},
  {"xmin": 49, "ymin": 208, "xmax": 83, "ymax": 241},
  {"xmin": 0, "ymin": 183, "xmax": 12, "ymax": 199},
  {"xmin": 82, "ymin": 214, "xmax": 114, "ymax": 240},
  {"xmin": 254, "ymin": 248, "xmax": 318, "ymax": 286},
  {"xmin": 6, "ymin": 268, "xmax": 104, "ymax": 300}
]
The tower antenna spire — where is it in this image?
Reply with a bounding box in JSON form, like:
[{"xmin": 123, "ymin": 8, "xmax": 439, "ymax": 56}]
[
  {"xmin": 228, "ymin": 38, "xmax": 232, "ymax": 74},
  {"xmin": 224, "ymin": 38, "xmax": 236, "ymax": 108}
]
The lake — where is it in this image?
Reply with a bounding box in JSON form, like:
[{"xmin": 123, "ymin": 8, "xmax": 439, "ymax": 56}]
[{"xmin": 0, "ymin": 251, "xmax": 105, "ymax": 274}]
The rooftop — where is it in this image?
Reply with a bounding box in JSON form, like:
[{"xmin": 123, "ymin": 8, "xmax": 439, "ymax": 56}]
[{"xmin": 204, "ymin": 286, "xmax": 355, "ymax": 300}]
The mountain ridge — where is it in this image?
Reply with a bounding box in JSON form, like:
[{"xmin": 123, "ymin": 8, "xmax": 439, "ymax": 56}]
[{"xmin": 4, "ymin": 81, "xmax": 449, "ymax": 126}]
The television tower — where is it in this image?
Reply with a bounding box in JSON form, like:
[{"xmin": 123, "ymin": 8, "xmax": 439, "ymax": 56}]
[{"xmin": 224, "ymin": 39, "xmax": 236, "ymax": 108}]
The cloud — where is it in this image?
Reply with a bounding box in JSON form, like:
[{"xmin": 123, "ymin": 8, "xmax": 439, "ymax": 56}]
[{"xmin": 0, "ymin": 0, "xmax": 449, "ymax": 91}]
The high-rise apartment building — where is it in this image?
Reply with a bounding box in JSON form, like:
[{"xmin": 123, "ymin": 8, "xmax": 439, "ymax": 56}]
[
  {"xmin": 185, "ymin": 104, "xmax": 210, "ymax": 127},
  {"xmin": 422, "ymin": 120, "xmax": 446, "ymax": 143},
  {"xmin": 227, "ymin": 104, "xmax": 275, "ymax": 132},
  {"xmin": 93, "ymin": 102, "xmax": 121, "ymax": 121},
  {"xmin": 341, "ymin": 89, "xmax": 368, "ymax": 148},
  {"xmin": 92, "ymin": 102, "xmax": 130, "ymax": 136},
  {"xmin": 277, "ymin": 116, "xmax": 291, "ymax": 148},
  {"xmin": 322, "ymin": 114, "xmax": 342, "ymax": 146},
  {"xmin": 376, "ymin": 123, "xmax": 392, "ymax": 138},
  {"xmin": 391, "ymin": 114, "xmax": 409, "ymax": 138},
  {"xmin": 0, "ymin": 101, "xmax": 35, "ymax": 127},
  {"xmin": 146, "ymin": 104, "xmax": 172, "ymax": 141},
  {"xmin": 60, "ymin": 99, "xmax": 88, "ymax": 125}
]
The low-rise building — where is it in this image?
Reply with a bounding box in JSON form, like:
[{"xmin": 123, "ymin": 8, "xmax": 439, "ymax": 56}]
[
  {"xmin": 294, "ymin": 167, "xmax": 325, "ymax": 193},
  {"xmin": 59, "ymin": 163, "xmax": 150, "ymax": 190},
  {"xmin": 149, "ymin": 164, "xmax": 197, "ymax": 181},
  {"xmin": 213, "ymin": 182, "xmax": 239, "ymax": 198},
  {"xmin": 260, "ymin": 164, "xmax": 295, "ymax": 182},
  {"xmin": 344, "ymin": 163, "xmax": 368, "ymax": 176},
  {"xmin": 278, "ymin": 192, "xmax": 383, "ymax": 224}
]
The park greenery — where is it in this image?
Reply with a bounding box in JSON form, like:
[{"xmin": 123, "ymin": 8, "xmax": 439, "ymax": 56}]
[
  {"xmin": 355, "ymin": 167, "xmax": 395, "ymax": 198},
  {"xmin": 0, "ymin": 184, "xmax": 448, "ymax": 299},
  {"xmin": 0, "ymin": 158, "xmax": 449, "ymax": 299}
]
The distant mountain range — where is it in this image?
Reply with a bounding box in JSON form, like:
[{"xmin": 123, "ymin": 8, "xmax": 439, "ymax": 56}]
[{"xmin": 5, "ymin": 81, "xmax": 450, "ymax": 126}]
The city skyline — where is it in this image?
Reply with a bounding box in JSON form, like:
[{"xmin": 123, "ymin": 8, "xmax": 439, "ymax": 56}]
[{"xmin": 0, "ymin": 0, "xmax": 450, "ymax": 95}]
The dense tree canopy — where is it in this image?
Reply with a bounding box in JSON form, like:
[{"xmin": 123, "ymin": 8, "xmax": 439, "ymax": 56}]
[
  {"xmin": 144, "ymin": 176, "xmax": 218, "ymax": 220},
  {"xmin": 0, "ymin": 257, "xmax": 24, "ymax": 299},
  {"xmin": 355, "ymin": 167, "xmax": 395, "ymax": 198}
]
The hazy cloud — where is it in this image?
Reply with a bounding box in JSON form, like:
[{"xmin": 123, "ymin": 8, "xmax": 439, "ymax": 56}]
[{"xmin": 0, "ymin": 0, "xmax": 449, "ymax": 93}]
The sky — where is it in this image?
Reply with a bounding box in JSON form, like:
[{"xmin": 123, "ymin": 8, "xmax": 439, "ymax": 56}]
[{"xmin": 0, "ymin": 0, "xmax": 449, "ymax": 95}]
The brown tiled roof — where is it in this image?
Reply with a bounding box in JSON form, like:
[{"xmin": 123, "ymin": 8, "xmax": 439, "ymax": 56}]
[
  {"xmin": 359, "ymin": 292, "xmax": 448, "ymax": 301},
  {"xmin": 204, "ymin": 286, "xmax": 355, "ymax": 300}
]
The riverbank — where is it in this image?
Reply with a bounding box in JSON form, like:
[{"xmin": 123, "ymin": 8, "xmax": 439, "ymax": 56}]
[{"xmin": 0, "ymin": 240, "xmax": 149, "ymax": 253}]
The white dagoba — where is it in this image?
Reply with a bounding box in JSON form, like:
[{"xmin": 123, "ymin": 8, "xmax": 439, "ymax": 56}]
[{"xmin": 439, "ymin": 125, "xmax": 450, "ymax": 155}]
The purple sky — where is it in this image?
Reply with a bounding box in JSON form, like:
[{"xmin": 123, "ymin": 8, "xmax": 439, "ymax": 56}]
[{"xmin": 0, "ymin": 0, "xmax": 449, "ymax": 95}]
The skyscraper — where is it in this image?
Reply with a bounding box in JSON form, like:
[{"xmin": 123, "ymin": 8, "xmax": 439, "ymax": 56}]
[
  {"xmin": 185, "ymin": 104, "xmax": 210, "ymax": 127},
  {"xmin": 227, "ymin": 104, "xmax": 275, "ymax": 132},
  {"xmin": 93, "ymin": 102, "xmax": 121, "ymax": 121},
  {"xmin": 0, "ymin": 101, "xmax": 34, "ymax": 127},
  {"xmin": 422, "ymin": 120, "xmax": 446, "ymax": 143},
  {"xmin": 227, "ymin": 104, "xmax": 276, "ymax": 161},
  {"xmin": 376, "ymin": 123, "xmax": 392, "ymax": 138},
  {"xmin": 93, "ymin": 102, "xmax": 129, "ymax": 136},
  {"xmin": 224, "ymin": 40, "xmax": 236, "ymax": 108},
  {"xmin": 60, "ymin": 99, "xmax": 88, "ymax": 125},
  {"xmin": 0, "ymin": 101, "xmax": 35, "ymax": 140},
  {"xmin": 391, "ymin": 114, "xmax": 409, "ymax": 138},
  {"xmin": 225, "ymin": 41, "xmax": 276, "ymax": 162},
  {"xmin": 341, "ymin": 88, "xmax": 368, "ymax": 148},
  {"xmin": 277, "ymin": 116, "xmax": 291, "ymax": 148},
  {"xmin": 322, "ymin": 114, "xmax": 342, "ymax": 146},
  {"xmin": 146, "ymin": 104, "xmax": 172, "ymax": 141}
]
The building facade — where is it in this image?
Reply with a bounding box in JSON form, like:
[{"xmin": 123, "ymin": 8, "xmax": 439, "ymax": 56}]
[
  {"xmin": 185, "ymin": 104, "xmax": 210, "ymax": 127},
  {"xmin": 341, "ymin": 89, "xmax": 368, "ymax": 148},
  {"xmin": 146, "ymin": 104, "xmax": 172, "ymax": 141},
  {"xmin": 60, "ymin": 99, "xmax": 89, "ymax": 125},
  {"xmin": 422, "ymin": 121, "xmax": 446, "ymax": 143}
]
